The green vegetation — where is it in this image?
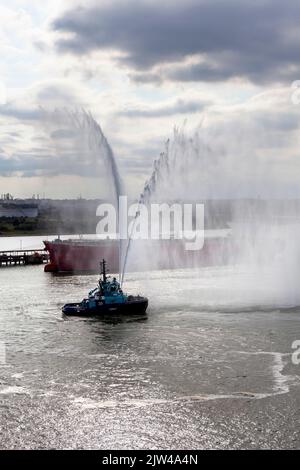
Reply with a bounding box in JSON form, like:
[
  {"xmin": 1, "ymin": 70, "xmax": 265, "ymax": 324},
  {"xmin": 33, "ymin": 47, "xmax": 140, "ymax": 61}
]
[{"xmin": 0, "ymin": 217, "xmax": 37, "ymax": 234}]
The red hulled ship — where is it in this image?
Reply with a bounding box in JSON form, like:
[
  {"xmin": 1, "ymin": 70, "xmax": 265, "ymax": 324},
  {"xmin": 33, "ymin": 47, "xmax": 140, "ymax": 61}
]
[
  {"xmin": 44, "ymin": 239, "xmax": 119, "ymax": 273},
  {"xmin": 44, "ymin": 233, "xmax": 230, "ymax": 273}
]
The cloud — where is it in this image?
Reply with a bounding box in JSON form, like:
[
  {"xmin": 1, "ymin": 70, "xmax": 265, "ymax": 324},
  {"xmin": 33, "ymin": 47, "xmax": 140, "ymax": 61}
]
[
  {"xmin": 0, "ymin": 106, "xmax": 122, "ymax": 184},
  {"xmin": 52, "ymin": 0, "xmax": 300, "ymax": 84},
  {"xmin": 0, "ymin": 147, "xmax": 115, "ymax": 178},
  {"xmin": 0, "ymin": 104, "xmax": 42, "ymax": 121},
  {"xmin": 1, "ymin": 77, "xmax": 300, "ymax": 200},
  {"xmin": 0, "ymin": 80, "xmax": 89, "ymax": 122},
  {"xmin": 0, "ymin": 152, "xmax": 55, "ymax": 177},
  {"xmin": 137, "ymin": 90, "xmax": 300, "ymax": 200},
  {"xmin": 118, "ymin": 98, "xmax": 210, "ymax": 118}
]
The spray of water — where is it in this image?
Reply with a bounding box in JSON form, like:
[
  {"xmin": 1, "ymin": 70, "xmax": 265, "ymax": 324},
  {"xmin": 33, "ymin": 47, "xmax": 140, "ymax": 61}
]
[
  {"xmin": 49, "ymin": 108, "xmax": 123, "ymax": 202},
  {"xmin": 44, "ymin": 108, "xmax": 125, "ymax": 279},
  {"xmin": 121, "ymin": 125, "xmax": 217, "ymax": 283},
  {"xmin": 43, "ymin": 109, "xmax": 300, "ymax": 308},
  {"xmin": 122, "ymin": 124, "xmax": 300, "ymax": 308}
]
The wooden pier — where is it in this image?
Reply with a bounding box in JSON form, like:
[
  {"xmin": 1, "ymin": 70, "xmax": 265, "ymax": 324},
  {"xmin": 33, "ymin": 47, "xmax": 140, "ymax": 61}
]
[{"xmin": 0, "ymin": 249, "xmax": 49, "ymax": 267}]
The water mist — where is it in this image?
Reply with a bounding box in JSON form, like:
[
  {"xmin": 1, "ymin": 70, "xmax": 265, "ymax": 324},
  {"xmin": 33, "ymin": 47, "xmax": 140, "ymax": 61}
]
[
  {"xmin": 123, "ymin": 124, "xmax": 300, "ymax": 309},
  {"xmin": 44, "ymin": 108, "xmax": 125, "ymax": 279}
]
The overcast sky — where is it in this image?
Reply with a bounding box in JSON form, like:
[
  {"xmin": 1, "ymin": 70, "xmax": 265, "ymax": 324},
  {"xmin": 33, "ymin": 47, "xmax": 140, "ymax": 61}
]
[{"xmin": 0, "ymin": 0, "xmax": 300, "ymax": 199}]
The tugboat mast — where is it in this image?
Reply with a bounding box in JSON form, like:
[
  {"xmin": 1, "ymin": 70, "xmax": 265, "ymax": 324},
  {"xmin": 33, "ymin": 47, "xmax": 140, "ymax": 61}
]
[{"xmin": 100, "ymin": 259, "xmax": 107, "ymax": 282}]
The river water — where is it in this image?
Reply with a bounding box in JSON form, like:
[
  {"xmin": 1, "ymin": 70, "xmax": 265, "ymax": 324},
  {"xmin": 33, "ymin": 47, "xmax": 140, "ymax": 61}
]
[{"xmin": 0, "ymin": 247, "xmax": 300, "ymax": 449}]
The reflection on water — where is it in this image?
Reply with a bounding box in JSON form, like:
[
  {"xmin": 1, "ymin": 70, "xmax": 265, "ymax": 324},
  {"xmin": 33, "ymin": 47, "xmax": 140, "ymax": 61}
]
[{"xmin": 0, "ymin": 264, "xmax": 300, "ymax": 449}]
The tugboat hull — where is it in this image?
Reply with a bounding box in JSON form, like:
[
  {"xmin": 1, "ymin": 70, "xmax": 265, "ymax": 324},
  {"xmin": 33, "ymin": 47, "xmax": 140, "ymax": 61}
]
[{"xmin": 62, "ymin": 298, "xmax": 148, "ymax": 316}]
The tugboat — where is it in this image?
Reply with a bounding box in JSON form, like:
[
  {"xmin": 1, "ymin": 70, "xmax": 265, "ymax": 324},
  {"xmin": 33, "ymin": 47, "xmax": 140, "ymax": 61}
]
[{"xmin": 62, "ymin": 259, "xmax": 148, "ymax": 316}]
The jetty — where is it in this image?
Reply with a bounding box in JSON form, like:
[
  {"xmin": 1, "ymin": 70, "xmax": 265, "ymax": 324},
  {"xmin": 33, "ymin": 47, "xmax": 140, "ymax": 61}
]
[{"xmin": 0, "ymin": 249, "xmax": 49, "ymax": 267}]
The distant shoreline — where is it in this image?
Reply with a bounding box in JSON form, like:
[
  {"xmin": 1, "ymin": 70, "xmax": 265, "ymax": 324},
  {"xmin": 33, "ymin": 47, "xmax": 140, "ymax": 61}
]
[{"xmin": 0, "ymin": 230, "xmax": 79, "ymax": 238}]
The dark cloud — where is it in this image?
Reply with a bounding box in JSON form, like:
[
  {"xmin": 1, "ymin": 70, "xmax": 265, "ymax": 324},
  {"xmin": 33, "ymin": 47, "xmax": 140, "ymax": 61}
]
[
  {"xmin": 118, "ymin": 98, "xmax": 209, "ymax": 118},
  {"xmin": 166, "ymin": 52, "xmax": 300, "ymax": 84},
  {"xmin": 52, "ymin": 0, "xmax": 300, "ymax": 84}
]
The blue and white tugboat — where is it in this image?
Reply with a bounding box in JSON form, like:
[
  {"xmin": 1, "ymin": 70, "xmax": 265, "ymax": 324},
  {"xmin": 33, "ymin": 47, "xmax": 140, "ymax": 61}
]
[{"xmin": 62, "ymin": 259, "xmax": 148, "ymax": 316}]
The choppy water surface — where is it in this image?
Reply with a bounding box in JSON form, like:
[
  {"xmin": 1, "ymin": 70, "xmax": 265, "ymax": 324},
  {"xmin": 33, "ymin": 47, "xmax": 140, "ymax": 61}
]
[{"xmin": 0, "ymin": 264, "xmax": 300, "ymax": 449}]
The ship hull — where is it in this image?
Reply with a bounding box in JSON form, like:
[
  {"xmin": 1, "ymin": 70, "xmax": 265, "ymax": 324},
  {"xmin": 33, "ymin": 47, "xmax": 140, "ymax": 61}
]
[
  {"xmin": 44, "ymin": 240, "xmax": 119, "ymax": 273},
  {"xmin": 44, "ymin": 236, "xmax": 230, "ymax": 273},
  {"xmin": 62, "ymin": 298, "xmax": 148, "ymax": 316}
]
